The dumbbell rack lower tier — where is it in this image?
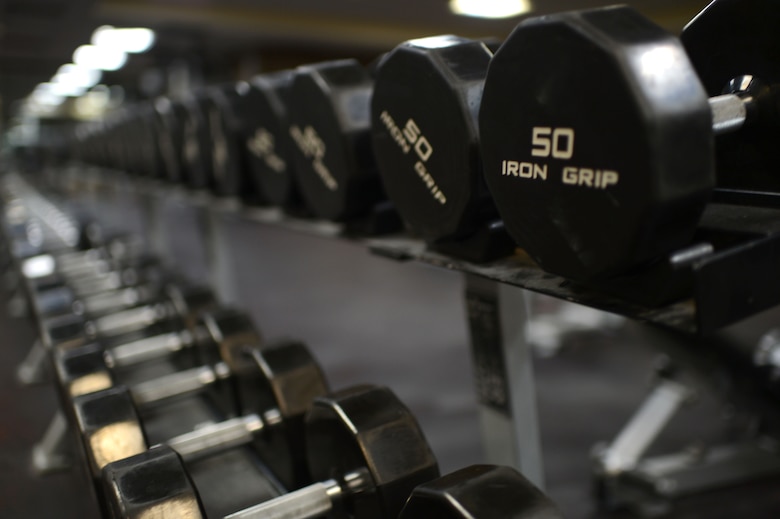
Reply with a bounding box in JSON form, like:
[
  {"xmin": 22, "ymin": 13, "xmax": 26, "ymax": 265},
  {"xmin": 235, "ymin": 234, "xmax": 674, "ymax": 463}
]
[{"xmin": 33, "ymin": 163, "xmax": 780, "ymax": 501}]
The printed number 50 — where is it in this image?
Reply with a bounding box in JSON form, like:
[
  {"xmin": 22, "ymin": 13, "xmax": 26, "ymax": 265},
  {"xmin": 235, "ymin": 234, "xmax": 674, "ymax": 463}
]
[{"xmin": 531, "ymin": 127, "xmax": 574, "ymax": 159}]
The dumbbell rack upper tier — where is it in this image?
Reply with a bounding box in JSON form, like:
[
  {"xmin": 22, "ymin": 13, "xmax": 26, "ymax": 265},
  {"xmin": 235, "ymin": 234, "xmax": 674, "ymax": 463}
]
[{"xmin": 62, "ymin": 165, "xmax": 780, "ymax": 335}]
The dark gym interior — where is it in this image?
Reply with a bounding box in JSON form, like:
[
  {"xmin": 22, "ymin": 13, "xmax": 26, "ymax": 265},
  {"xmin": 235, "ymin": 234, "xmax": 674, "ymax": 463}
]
[{"xmin": 2, "ymin": 0, "xmax": 780, "ymax": 518}]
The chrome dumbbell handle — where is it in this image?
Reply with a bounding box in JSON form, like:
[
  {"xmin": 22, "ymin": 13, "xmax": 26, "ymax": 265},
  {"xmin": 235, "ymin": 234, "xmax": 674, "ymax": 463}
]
[
  {"xmin": 130, "ymin": 362, "xmax": 231, "ymax": 407},
  {"xmin": 162, "ymin": 413, "xmax": 265, "ymax": 463}
]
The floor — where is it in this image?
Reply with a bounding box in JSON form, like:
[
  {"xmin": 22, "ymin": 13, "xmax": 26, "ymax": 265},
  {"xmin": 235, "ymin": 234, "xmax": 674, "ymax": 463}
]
[{"xmin": 2, "ymin": 183, "xmax": 780, "ymax": 517}]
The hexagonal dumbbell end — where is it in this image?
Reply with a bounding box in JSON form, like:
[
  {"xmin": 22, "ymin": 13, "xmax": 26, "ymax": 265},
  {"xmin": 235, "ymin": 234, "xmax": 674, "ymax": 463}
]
[
  {"xmin": 399, "ymin": 465, "xmax": 562, "ymax": 518},
  {"xmin": 165, "ymin": 284, "xmax": 219, "ymax": 331},
  {"xmin": 241, "ymin": 71, "xmax": 301, "ymax": 209},
  {"xmin": 102, "ymin": 446, "xmax": 206, "ymax": 519},
  {"xmin": 231, "ymin": 338, "xmax": 329, "ymax": 488},
  {"xmin": 371, "ymin": 35, "xmax": 497, "ymax": 242},
  {"xmin": 73, "ymin": 386, "xmax": 148, "ymax": 478},
  {"xmin": 288, "ymin": 59, "xmax": 385, "ymax": 221},
  {"xmin": 223, "ymin": 384, "xmax": 439, "ymax": 519},
  {"xmin": 479, "ymin": 6, "xmax": 713, "ymax": 280},
  {"xmin": 54, "ymin": 342, "xmax": 115, "ymax": 398}
]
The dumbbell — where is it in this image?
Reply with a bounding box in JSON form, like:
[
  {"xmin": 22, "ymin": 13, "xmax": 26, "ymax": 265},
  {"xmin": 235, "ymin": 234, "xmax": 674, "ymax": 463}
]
[
  {"xmin": 54, "ymin": 308, "xmax": 262, "ymax": 413},
  {"xmin": 40, "ymin": 283, "xmax": 217, "ymax": 351},
  {"xmin": 682, "ymin": 0, "xmax": 780, "ymax": 192},
  {"xmin": 31, "ymin": 276, "xmax": 169, "ymax": 323},
  {"xmin": 101, "ymin": 384, "xmax": 439, "ymax": 519},
  {"xmin": 399, "ymin": 465, "xmax": 562, "ymax": 518},
  {"xmin": 72, "ymin": 340, "xmax": 328, "ymax": 492},
  {"xmin": 153, "ymin": 97, "xmax": 187, "ymax": 184},
  {"xmin": 20, "ymin": 249, "xmax": 159, "ymax": 300},
  {"xmin": 287, "ymin": 59, "xmax": 386, "ymax": 221},
  {"xmin": 181, "ymin": 92, "xmax": 215, "ymax": 190},
  {"xmin": 371, "ymin": 36, "xmax": 501, "ymax": 243},
  {"xmin": 239, "ymin": 71, "xmax": 303, "ymax": 210},
  {"xmin": 203, "ymin": 85, "xmax": 257, "ymax": 200},
  {"xmin": 479, "ymin": 3, "xmax": 780, "ymax": 281}
]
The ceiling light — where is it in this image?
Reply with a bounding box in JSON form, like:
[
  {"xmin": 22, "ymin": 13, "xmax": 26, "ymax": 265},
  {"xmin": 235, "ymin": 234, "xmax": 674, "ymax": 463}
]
[
  {"xmin": 35, "ymin": 81, "xmax": 85, "ymax": 99},
  {"xmin": 53, "ymin": 64, "xmax": 102, "ymax": 90},
  {"xmin": 449, "ymin": 0, "xmax": 531, "ymax": 19},
  {"xmin": 73, "ymin": 44, "xmax": 127, "ymax": 71},
  {"xmin": 92, "ymin": 25, "xmax": 156, "ymax": 53},
  {"xmin": 30, "ymin": 87, "xmax": 65, "ymax": 107}
]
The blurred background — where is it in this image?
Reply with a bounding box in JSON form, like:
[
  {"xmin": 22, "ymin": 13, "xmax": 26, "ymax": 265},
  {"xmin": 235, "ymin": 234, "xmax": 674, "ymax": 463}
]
[
  {"xmin": 7, "ymin": 1, "xmax": 780, "ymax": 518},
  {"xmin": 1, "ymin": 0, "xmax": 709, "ymax": 135}
]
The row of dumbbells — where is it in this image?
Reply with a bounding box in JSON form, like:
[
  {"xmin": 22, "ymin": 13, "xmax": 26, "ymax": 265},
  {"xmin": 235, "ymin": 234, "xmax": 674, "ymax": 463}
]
[
  {"xmin": 70, "ymin": 0, "xmax": 780, "ymax": 287},
  {"xmin": 1, "ymin": 188, "xmax": 562, "ymax": 517}
]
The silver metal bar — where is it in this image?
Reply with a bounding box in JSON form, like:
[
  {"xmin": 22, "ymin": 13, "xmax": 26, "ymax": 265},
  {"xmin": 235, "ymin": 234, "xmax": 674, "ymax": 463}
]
[
  {"xmin": 599, "ymin": 378, "xmax": 691, "ymax": 476},
  {"xmin": 131, "ymin": 362, "xmax": 227, "ymax": 407},
  {"xmin": 31, "ymin": 410, "xmax": 74, "ymax": 474},
  {"xmin": 16, "ymin": 339, "xmax": 50, "ymax": 385},
  {"xmin": 464, "ymin": 274, "xmax": 545, "ymax": 488},
  {"xmin": 107, "ymin": 331, "xmax": 189, "ymax": 368},
  {"xmin": 81, "ymin": 287, "xmax": 142, "ymax": 315},
  {"xmin": 224, "ymin": 479, "xmax": 340, "ymax": 519},
  {"xmin": 710, "ymin": 94, "xmax": 747, "ymax": 135},
  {"xmin": 164, "ymin": 414, "xmax": 263, "ymax": 463},
  {"xmin": 92, "ymin": 303, "xmax": 170, "ymax": 336}
]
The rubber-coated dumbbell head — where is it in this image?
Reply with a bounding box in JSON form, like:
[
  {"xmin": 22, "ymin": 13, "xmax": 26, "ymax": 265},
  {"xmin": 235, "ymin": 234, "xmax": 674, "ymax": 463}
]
[
  {"xmin": 371, "ymin": 35, "xmax": 494, "ymax": 242},
  {"xmin": 229, "ymin": 335, "xmax": 328, "ymax": 488},
  {"xmin": 55, "ymin": 342, "xmax": 114, "ymax": 398},
  {"xmin": 153, "ymin": 97, "xmax": 187, "ymax": 184},
  {"xmin": 103, "ymin": 446, "xmax": 205, "ymax": 519},
  {"xmin": 288, "ymin": 59, "xmax": 385, "ymax": 220},
  {"xmin": 306, "ymin": 384, "xmax": 440, "ymax": 518},
  {"xmin": 74, "ymin": 386, "xmax": 148, "ymax": 477},
  {"xmin": 242, "ymin": 71, "xmax": 300, "ymax": 207},
  {"xmin": 479, "ymin": 6, "xmax": 713, "ymax": 280},
  {"xmin": 399, "ymin": 465, "xmax": 562, "ymax": 518},
  {"xmin": 682, "ymin": 0, "xmax": 780, "ymax": 191},
  {"xmin": 181, "ymin": 93, "xmax": 214, "ymax": 189},
  {"xmin": 195, "ymin": 307, "xmax": 263, "ymax": 369},
  {"xmin": 205, "ymin": 85, "xmax": 249, "ymax": 198}
]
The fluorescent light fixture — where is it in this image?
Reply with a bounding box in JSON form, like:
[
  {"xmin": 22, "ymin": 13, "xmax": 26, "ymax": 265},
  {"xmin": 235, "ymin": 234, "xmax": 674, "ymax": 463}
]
[
  {"xmin": 73, "ymin": 44, "xmax": 127, "ymax": 71},
  {"xmin": 21, "ymin": 255, "xmax": 56, "ymax": 279},
  {"xmin": 31, "ymin": 86, "xmax": 66, "ymax": 106},
  {"xmin": 53, "ymin": 64, "xmax": 102, "ymax": 90},
  {"xmin": 449, "ymin": 0, "xmax": 531, "ymax": 19},
  {"xmin": 92, "ymin": 25, "xmax": 156, "ymax": 53},
  {"xmin": 35, "ymin": 81, "xmax": 85, "ymax": 98}
]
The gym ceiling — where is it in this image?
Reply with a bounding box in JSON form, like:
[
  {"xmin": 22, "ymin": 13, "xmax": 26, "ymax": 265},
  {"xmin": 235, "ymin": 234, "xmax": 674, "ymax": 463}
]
[{"xmin": 0, "ymin": 0, "xmax": 708, "ymax": 121}]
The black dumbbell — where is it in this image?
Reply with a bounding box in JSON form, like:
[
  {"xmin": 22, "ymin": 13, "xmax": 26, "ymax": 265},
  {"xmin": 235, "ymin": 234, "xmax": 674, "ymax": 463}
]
[
  {"xmin": 682, "ymin": 0, "xmax": 780, "ymax": 192},
  {"xmin": 101, "ymin": 384, "xmax": 439, "ymax": 519},
  {"xmin": 72, "ymin": 340, "xmax": 328, "ymax": 487},
  {"xmin": 31, "ymin": 276, "xmax": 169, "ymax": 323},
  {"xmin": 153, "ymin": 97, "xmax": 188, "ymax": 185},
  {"xmin": 204, "ymin": 85, "xmax": 258, "ymax": 200},
  {"xmin": 479, "ymin": 4, "xmax": 780, "ymax": 281},
  {"xmin": 287, "ymin": 59, "xmax": 386, "ymax": 221},
  {"xmin": 240, "ymin": 71, "xmax": 303, "ymax": 210},
  {"xmin": 54, "ymin": 308, "xmax": 262, "ymax": 414},
  {"xmin": 40, "ymin": 283, "xmax": 217, "ymax": 351},
  {"xmin": 371, "ymin": 36, "xmax": 500, "ymax": 243},
  {"xmin": 399, "ymin": 465, "xmax": 562, "ymax": 518},
  {"xmin": 181, "ymin": 92, "xmax": 216, "ymax": 190}
]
